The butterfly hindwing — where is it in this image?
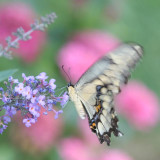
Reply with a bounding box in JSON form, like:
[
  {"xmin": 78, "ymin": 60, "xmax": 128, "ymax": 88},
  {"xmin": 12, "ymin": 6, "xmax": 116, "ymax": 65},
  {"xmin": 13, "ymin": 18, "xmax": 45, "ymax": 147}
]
[
  {"xmin": 77, "ymin": 76, "xmax": 121, "ymax": 145},
  {"xmin": 68, "ymin": 43, "xmax": 143, "ymax": 145}
]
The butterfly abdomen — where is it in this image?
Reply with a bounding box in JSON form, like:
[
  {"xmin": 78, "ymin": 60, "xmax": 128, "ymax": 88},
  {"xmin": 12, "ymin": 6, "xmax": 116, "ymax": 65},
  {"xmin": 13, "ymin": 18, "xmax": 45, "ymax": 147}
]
[{"xmin": 68, "ymin": 85, "xmax": 86, "ymax": 119}]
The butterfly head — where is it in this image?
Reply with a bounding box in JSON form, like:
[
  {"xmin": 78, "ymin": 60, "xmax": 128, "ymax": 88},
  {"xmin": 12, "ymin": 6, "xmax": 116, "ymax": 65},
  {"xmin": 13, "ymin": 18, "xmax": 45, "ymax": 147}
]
[
  {"xmin": 67, "ymin": 83, "xmax": 77, "ymax": 102},
  {"xmin": 67, "ymin": 82, "xmax": 74, "ymax": 87}
]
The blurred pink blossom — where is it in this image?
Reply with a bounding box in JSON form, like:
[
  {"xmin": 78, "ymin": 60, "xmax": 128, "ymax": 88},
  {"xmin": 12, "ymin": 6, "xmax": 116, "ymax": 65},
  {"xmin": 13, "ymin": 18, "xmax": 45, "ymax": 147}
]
[
  {"xmin": 100, "ymin": 150, "xmax": 133, "ymax": 160},
  {"xmin": 0, "ymin": 3, "xmax": 45, "ymax": 62},
  {"xmin": 58, "ymin": 30, "xmax": 119, "ymax": 83},
  {"xmin": 11, "ymin": 109, "xmax": 63, "ymax": 152},
  {"xmin": 115, "ymin": 81, "xmax": 159, "ymax": 130},
  {"xmin": 59, "ymin": 137, "xmax": 93, "ymax": 160},
  {"xmin": 59, "ymin": 137, "xmax": 134, "ymax": 160}
]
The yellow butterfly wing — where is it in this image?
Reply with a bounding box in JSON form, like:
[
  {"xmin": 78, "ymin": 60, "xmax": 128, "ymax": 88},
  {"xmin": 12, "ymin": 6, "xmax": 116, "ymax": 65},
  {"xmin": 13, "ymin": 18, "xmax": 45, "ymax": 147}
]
[{"xmin": 68, "ymin": 43, "xmax": 143, "ymax": 145}]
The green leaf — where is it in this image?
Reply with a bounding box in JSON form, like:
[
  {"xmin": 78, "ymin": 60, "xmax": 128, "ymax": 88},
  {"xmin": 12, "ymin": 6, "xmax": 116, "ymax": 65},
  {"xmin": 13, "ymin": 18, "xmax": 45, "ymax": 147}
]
[{"xmin": 0, "ymin": 69, "xmax": 18, "ymax": 82}]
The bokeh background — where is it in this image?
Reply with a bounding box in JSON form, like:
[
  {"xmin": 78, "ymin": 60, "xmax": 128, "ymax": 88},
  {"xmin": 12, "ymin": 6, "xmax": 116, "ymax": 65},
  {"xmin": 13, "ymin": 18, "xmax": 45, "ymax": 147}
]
[{"xmin": 0, "ymin": 0, "xmax": 160, "ymax": 160}]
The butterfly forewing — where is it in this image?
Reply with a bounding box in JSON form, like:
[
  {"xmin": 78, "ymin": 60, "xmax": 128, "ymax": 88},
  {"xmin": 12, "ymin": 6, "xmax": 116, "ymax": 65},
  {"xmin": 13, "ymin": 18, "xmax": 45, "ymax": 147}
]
[{"xmin": 68, "ymin": 43, "xmax": 143, "ymax": 145}]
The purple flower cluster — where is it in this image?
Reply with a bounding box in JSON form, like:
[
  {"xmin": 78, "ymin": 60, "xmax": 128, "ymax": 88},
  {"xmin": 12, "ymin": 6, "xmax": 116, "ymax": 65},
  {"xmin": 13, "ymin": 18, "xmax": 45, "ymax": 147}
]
[{"xmin": 0, "ymin": 72, "xmax": 69, "ymax": 134}]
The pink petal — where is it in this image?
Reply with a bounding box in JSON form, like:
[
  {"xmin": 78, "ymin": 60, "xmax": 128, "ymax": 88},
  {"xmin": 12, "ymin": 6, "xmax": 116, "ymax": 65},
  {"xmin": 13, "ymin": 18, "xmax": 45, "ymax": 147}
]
[
  {"xmin": 115, "ymin": 81, "xmax": 159, "ymax": 130},
  {"xmin": 100, "ymin": 150, "xmax": 133, "ymax": 160},
  {"xmin": 59, "ymin": 137, "xmax": 93, "ymax": 160}
]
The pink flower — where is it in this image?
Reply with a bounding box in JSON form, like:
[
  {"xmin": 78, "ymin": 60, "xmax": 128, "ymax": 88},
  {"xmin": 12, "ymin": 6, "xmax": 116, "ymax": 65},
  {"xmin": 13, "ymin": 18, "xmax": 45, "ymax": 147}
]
[
  {"xmin": 0, "ymin": 2, "xmax": 45, "ymax": 62},
  {"xmin": 115, "ymin": 81, "xmax": 159, "ymax": 130},
  {"xmin": 59, "ymin": 137, "xmax": 93, "ymax": 160},
  {"xmin": 59, "ymin": 137, "xmax": 134, "ymax": 160},
  {"xmin": 100, "ymin": 150, "xmax": 133, "ymax": 160},
  {"xmin": 58, "ymin": 30, "xmax": 119, "ymax": 83},
  {"xmin": 11, "ymin": 109, "xmax": 63, "ymax": 152}
]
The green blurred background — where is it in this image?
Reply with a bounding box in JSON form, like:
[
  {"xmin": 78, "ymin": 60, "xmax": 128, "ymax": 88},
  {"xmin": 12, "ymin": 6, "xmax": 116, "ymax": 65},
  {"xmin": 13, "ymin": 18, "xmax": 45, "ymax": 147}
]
[{"xmin": 0, "ymin": 0, "xmax": 160, "ymax": 160}]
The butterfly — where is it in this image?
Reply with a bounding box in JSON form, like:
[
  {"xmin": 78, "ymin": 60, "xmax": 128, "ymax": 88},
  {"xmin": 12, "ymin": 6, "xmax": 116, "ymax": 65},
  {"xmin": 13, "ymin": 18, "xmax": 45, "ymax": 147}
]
[{"xmin": 67, "ymin": 43, "xmax": 143, "ymax": 145}]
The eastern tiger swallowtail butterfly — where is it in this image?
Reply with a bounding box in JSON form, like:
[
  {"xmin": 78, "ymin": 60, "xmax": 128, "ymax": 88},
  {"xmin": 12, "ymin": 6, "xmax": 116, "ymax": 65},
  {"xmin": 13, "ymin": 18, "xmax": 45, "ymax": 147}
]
[{"xmin": 67, "ymin": 43, "xmax": 143, "ymax": 145}]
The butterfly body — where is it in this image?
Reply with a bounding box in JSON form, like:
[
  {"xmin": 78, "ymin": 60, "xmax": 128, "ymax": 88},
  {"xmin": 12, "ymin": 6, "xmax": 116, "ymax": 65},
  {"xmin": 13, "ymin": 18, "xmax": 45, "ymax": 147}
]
[
  {"xmin": 67, "ymin": 43, "xmax": 143, "ymax": 145},
  {"xmin": 68, "ymin": 85, "xmax": 86, "ymax": 119}
]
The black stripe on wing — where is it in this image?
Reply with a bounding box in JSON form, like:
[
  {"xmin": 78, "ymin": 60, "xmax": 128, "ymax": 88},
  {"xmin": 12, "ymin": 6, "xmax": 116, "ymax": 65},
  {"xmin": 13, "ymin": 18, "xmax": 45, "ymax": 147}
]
[{"xmin": 90, "ymin": 85, "xmax": 122, "ymax": 145}]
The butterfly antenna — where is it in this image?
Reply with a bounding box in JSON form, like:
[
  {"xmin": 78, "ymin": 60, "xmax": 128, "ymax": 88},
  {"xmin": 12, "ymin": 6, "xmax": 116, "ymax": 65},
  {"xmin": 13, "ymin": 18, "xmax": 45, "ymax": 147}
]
[
  {"xmin": 55, "ymin": 86, "xmax": 67, "ymax": 92},
  {"xmin": 68, "ymin": 67, "xmax": 72, "ymax": 83},
  {"xmin": 62, "ymin": 65, "xmax": 72, "ymax": 84}
]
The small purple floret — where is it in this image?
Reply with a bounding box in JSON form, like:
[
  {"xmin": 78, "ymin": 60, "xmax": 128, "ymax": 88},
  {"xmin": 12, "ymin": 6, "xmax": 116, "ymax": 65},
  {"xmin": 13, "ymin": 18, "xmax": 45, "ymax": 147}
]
[
  {"xmin": 4, "ymin": 106, "xmax": 16, "ymax": 117},
  {"xmin": 0, "ymin": 128, "xmax": 3, "ymax": 134},
  {"xmin": 23, "ymin": 118, "xmax": 36, "ymax": 127},
  {"xmin": 8, "ymin": 76, "xmax": 19, "ymax": 83},
  {"xmin": 36, "ymin": 72, "xmax": 48, "ymax": 81},
  {"xmin": 38, "ymin": 95, "xmax": 45, "ymax": 106},
  {"xmin": 54, "ymin": 110, "xmax": 63, "ymax": 119},
  {"xmin": 22, "ymin": 73, "xmax": 35, "ymax": 82},
  {"xmin": 3, "ymin": 116, "xmax": 11, "ymax": 124},
  {"xmin": 22, "ymin": 86, "xmax": 32, "ymax": 99},
  {"xmin": 49, "ymin": 79, "xmax": 56, "ymax": 90},
  {"xmin": 29, "ymin": 104, "xmax": 40, "ymax": 118},
  {"xmin": 15, "ymin": 83, "xmax": 24, "ymax": 94},
  {"xmin": 61, "ymin": 92, "xmax": 69, "ymax": 107}
]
